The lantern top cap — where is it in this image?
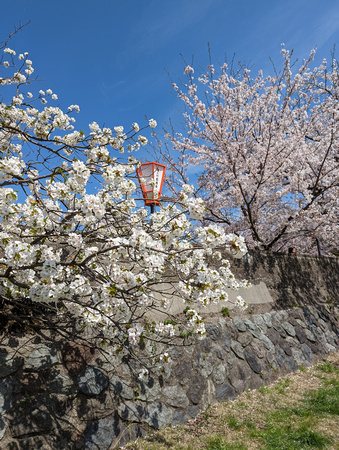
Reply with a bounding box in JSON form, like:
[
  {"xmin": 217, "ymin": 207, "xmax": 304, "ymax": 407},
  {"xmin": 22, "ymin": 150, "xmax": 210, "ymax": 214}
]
[{"xmin": 139, "ymin": 161, "xmax": 166, "ymax": 168}]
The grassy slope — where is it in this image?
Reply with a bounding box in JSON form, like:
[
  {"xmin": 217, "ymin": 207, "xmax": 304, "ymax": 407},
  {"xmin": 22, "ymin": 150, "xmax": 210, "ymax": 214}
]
[{"xmin": 123, "ymin": 352, "xmax": 339, "ymax": 450}]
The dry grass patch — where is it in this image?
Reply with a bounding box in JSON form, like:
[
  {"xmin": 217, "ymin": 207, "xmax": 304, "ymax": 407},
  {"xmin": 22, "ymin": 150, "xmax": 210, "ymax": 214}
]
[{"xmin": 122, "ymin": 352, "xmax": 339, "ymax": 449}]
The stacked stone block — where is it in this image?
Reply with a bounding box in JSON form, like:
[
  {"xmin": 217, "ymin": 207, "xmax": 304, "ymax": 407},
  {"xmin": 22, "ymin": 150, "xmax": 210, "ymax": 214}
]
[{"xmin": 0, "ymin": 304, "xmax": 338, "ymax": 449}]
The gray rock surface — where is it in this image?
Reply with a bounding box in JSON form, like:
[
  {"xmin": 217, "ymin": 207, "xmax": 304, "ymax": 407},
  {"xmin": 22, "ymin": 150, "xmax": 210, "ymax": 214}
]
[
  {"xmin": 229, "ymin": 360, "xmax": 252, "ymax": 393},
  {"xmin": 25, "ymin": 345, "xmax": 58, "ymax": 370},
  {"xmin": 188, "ymin": 375, "xmax": 206, "ymax": 404},
  {"xmin": 0, "ymin": 379, "xmax": 16, "ymax": 415},
  {"xmin": 216, "ymin": 383, "xmax": 236, "ymax": 402},
  {"xmin": 258, "ymin": 334, "xmax": 275, "ymax": 352},
  {"xmin": 174, "ymin": 360, "xmax": 192, "ymax": 381},
  {"xmin": 301, "ymin": 343, "xmax": 313, "ymax": 363},
  {"xmin": 206, "ymin": 324, "xmax": 221, "ymax": 341},
  {"xmin": 275, "ymin": 346, "xmax": 286, "ymax": 367},
  {"xmin": 237, "ymin": 331, "xmax": 253, "ymax": 347},
  {"xmin": 137, "ymin": 377, "xmax": 161, "ymax": 402},
  {"xmin": 213, "ymin": 363, "xmax": 227, "ymax": 385},
  {"xmin": 163, "ymin": 385, "xmax": 189, "ymax": 408},
  {"xmin": 49, "ymin": 368, "xmax": 74, "ymax": 395},
  {"xmin": 250, "ymin": 339, "xmax": 266, "ymax": 359},
  {"xmin": 273, "ymin": 323, "xmax": 287, "ymax": 338},
  {"xmin": 253, "ymin": 315, "xmax": 268, "ymax": 334},
  {"xmin": 231, "ymin": 341, "xmax": 244, "ymax": 359},
  {"xmin": 243, "ymin": 319, "xmax": 262, "ymax": 339},
  {"xmin": 0, "ymin": 417, "xmax": 6, "ymax": 440},
  {"xmin": 279, "ymin": 339, "xmax": 293, "ymax": 356},
  {"xmin": 0, "ymin": 352, "xmax": 24, "ymax": 378},
  {"xmin": 282, "ymin": 322, "xmax": 296, "ymax": 337},
  {"xmin": 221, "ymin": 331, "xmax": 231, "ymax": 352},
  {"xmin": 187, "ymin": 405, "xmax": 200, "ymax": 418},
  {"xmin": 201, "ymin": 353, "xmax": 216, "ymax": 378},
  {"xmin": 291, "ymin": 348, "xmax": 306, "ymax": 367},
  {"xmin": 118, "ymin": 401, "xmax": 144, "ymax": 421},
  {"xmin": 285, "ymin": 357, "xmax": 298, "ymax": 372},
  {"xmin": 295, "ymin": 326, "xmax": 308, "ymax": 343},
  {"xmin": 0, "ymin": 288, "xmax": 338, "ymax": 450},
  {"xmin": 84, "ymin": 417, "xmax": 120, "ymax": 450},
  {"xmin": 233, "ymin": 317, "xmax": 247, "ymax": 332},
  {"xmin": 263, "ymin": 312, "xmax": 273, "ymax": 327},
  {"xmin": 173, "ymin": 410, "xmax": 187, "ymax": 426},
  {"xmin": 244, "ymin": 348, "xmax": 262, "ymax": 374},
  {"xmin": 145, "ymin": 402, "xmax": 173, "ymax": 429},
  {"xmin": 77, "ymin": 366, "xmax": 108, "ymax": 395},
  {"xmin": 305, "ymin": 329, "xmax": 317, "ymax": 342},
  {"xmin": 266, "ymin": 351, "xmax": 279, "ymax": 371},
  {"xmin": 110, "ymin": 375, "xmax": 134, "ymax": 400}
]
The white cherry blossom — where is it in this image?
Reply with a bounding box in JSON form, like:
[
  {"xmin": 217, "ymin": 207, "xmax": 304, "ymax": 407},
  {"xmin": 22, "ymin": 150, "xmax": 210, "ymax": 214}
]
[{"xmin": 0, "ymin": 40, "xmax": 249, "ymax": 372}]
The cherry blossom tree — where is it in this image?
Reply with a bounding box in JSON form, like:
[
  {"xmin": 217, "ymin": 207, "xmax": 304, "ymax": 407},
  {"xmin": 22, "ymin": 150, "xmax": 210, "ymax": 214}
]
[
  {"xmin": 161, "ymin": 47, "xmax": 339, "ymax": 254},
  {"xmin": 0, "ymin": 34, "xmax": 248, "ymax": 374}
]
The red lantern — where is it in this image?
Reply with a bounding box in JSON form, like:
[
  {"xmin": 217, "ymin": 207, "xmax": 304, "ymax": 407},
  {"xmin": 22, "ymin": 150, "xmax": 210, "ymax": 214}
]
[{"xmin": 136, "ymin": 162, "xmax": 166, "ymax": 208}]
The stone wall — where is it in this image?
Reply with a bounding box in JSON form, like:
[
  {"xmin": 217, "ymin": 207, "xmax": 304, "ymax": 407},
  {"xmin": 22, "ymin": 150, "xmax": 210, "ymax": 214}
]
[
  {"xmin": 161, "ymin": 251, "xmax": 339, "ymax": 318},
  {"xmin": 229, "ymin": 250, "xmax": 339, "ymax": 307},
  {"xmin": 1, "ymin": 304, "xmax": 338, "ymax": 449}
]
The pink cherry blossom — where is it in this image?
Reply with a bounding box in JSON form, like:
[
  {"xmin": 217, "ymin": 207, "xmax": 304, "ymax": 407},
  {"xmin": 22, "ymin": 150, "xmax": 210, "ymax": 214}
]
[{"xmin": 162, "ymin": 47, "xmax": 339, "ymax": 255}]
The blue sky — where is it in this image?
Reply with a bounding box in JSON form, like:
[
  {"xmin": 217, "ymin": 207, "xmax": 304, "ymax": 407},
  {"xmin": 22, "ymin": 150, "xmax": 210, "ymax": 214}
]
[{"xmin": 2, "ymin": 0, "xmax": 339, "ymax": 169}]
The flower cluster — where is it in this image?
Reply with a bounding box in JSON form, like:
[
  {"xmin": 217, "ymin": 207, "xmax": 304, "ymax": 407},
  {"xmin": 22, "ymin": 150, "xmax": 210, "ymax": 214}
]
[
  {"xmin": 196, "ymin": 224, "xmax": 227, "ymax": 248},
  {"xmin": 225, "ymin": 234, "xmax": 248, "ymax": 259},
  {"xmin": 0, "ymin": 157, "xmax": 25, "ymax": 181},
  {"xmin": 163, "ymin": 47, "xmax": 339, "ymax": 255},
  {"xmin": 234, "ymin": 296, "xmax": 247, "ymax": 310},
  {"xmin": 0, "ymin": 42, "xmax": 249, "ymax": 370}
]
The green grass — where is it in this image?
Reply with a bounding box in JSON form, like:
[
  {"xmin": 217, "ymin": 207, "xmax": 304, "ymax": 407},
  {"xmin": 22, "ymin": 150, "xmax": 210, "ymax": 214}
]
[
  {"xmin": 221, "ymin": 307, "xmax": 230, "ymax": 317},
  {"xmin": 205, "ymin": 435, "xmax": 228, "ymax": 449},
  {"xmin": 263, "ymin": 424, "xmax": 331, "ymax": 449},
  {"xmin": 125, "ymin": 355, "xmax": 339, "ymax": 450},
  {"xmin": 205, "ymin": 435, "xmax": 247, "ymax": 450},
  {"xmin": 259, "ymin": 376, "xmax": 291, "ymax": 395},
  {"xmin": 226, "ymin": 415, "xmax": 242, "ymax": 430},
  {"xmin": 220, "ymin": 405, "xmax": 332, "ymax": 449},
  {"xmin": 316, "ymin": 361, "xmax": 339, "ymax": 374},
  {"xmin": 253, "ymin": 364, "xmax": 339, "ymax": 449},
  {"xmin": 303, "ymin": 378, "xmax": 339, "ymax": 416}
]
